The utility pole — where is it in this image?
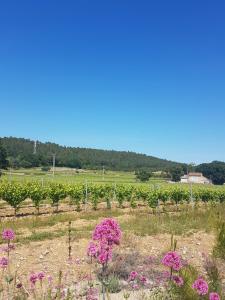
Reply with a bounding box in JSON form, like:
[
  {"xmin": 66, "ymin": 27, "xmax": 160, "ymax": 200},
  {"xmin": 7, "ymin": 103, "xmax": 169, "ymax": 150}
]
[
  {"xmin": 33, "ymin": 140, "xmax": 37, "ymax": 154},
  {"xmin": 52, "ymin": 154, "xmax": 56, "ymax": 177},
  {"xmin": 102, "ymin": 165, "xmax": 105, "ymax": 181}
]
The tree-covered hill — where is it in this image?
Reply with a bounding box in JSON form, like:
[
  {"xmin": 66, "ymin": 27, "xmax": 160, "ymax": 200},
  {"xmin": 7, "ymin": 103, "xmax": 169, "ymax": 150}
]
[
  {"xmin": 0, "ymin": 137, "xmax": 183, "ymax": 171},
  {"xmin": 196, "ymin": 161, "xmax": 225, "ymax": 185}
]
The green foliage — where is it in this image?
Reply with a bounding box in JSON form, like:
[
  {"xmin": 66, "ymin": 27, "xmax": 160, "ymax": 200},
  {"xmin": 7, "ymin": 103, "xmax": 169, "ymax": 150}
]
[
  {"xmin": 41, "ymin": 166, "xmax": 50, "ymax": 172},
  {"xmin": 27, "ymin": 182, "xmax": 47, "ymax": 214},
  {"xmin": 0, "ymin": 181, "xmax": 225, "ymax": 216},
  {"xmin": 1, "ymin": 137, "xmax": 184, "ymax": 172},
  {"xmin": 47, "ymin": 183, "xmax": 67, "ymax": 211},
  {"xmin": 0, "ymin": 182, "xmax": 28, "ymax": 215},
  {"xmin": 170, "ymin": 265, "xmax": 199, "ymax": 300},
  {"xmin": 0, "ymin": 139, "xmax": 8, "ymax": 170},
  {"xmin": 204, "ymin": 256, "xmax": 222, "ymax": 294},
  {"xmin": 135, "ymin": 170, "xmax": 152, "ymax": 182},
  {"xmin": 106, "ymin": 275, "xmax": 121, "ymax": 293},
  {"xmin": 67, "ymin": 184, "xmax": 84, "ymax": 211},
  {"xmin": 213, "ymin": 222, "xmax": 225, "ymax": 259},
  {"xmin": 196, "ymin": 161, "xmax": 225, "ymax": 185},
  {"xmin": 147, "ymin": 190, "xmax": 158, "ymax": 209},
  {"xmin": 170, "ymin": 166, "xmax": 184, "ymax": 182}
]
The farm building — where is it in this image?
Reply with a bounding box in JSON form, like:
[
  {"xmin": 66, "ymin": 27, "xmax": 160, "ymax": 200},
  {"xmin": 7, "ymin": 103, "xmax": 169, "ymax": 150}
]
[{"xmin": 180, "ymin": 172, "xmax": 211, "ymax": 184}]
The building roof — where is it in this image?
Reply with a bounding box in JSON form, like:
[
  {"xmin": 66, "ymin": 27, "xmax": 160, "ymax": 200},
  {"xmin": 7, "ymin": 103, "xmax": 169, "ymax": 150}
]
[{"xmin": 188, "ymin": 172, "xmax": 203, "ymax": 177}]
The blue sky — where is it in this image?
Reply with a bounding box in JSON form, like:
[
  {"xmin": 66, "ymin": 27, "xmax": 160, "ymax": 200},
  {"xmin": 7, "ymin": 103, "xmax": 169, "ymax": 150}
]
[{"xmin": 0, "ymin": 0, "xmax": 225, "ymax": 164}]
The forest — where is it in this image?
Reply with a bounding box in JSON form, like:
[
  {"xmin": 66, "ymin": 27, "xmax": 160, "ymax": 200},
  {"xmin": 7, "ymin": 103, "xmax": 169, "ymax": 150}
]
[{"xmin": 0, "ymin": 137, "xmax": 183, "ymax": 171}]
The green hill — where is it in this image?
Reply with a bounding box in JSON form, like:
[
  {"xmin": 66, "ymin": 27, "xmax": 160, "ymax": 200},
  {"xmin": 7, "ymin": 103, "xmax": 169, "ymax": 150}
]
[{"xmin": 0, "ymin": 137, "xmax": 184, "ymax": 172}]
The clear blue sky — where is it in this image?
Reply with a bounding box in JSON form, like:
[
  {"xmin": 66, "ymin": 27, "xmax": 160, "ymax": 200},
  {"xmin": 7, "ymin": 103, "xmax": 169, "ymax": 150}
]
[{"xmin": 0, "ymin": 0, "xmax": 225, "ymax": 164}]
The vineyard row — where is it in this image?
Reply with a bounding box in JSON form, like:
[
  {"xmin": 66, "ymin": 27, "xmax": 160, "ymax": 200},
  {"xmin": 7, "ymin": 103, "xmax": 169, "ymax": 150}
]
[{"xmin": 0, "ymin": 181, "xmax": 225, "ymax": 215}]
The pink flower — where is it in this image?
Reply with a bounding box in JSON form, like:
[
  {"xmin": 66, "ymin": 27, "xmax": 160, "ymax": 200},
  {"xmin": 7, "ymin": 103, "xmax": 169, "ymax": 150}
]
[
  {"xmin": 128, "ymin": 271, "xmax": 138, "ymax": 281},
  {"xmin": 97, "ymin": 243, "xmax": 112, "ymax": 264},
  {"xmin": 172, "ymin": 275, "xmax": 184, "ymax": 286},
  {"xmin": 47, "ymin": 275, "xmax": 53, "ymax": 285},
  {"xmin": 140, "ymin": 275, "xmax": 148, "ymax": 285},
  {"xmin": 88, "ymin": 218, "xmax": 121, "ymax": 266},
  {"xmin": 16, "ymin": 283, "xmax": 23, "ymax": 289},
  {"xmin": 2, "ymin": 244, "xmax": 15, "ymax": 252},
  {"xmin": 2, "ymin": 229, "xmax": 15, "ymax": 241},
  {"xmin": 92, "ymin": 218, "xmax": 121, "ymax": 245},
  {"xmin": 192, "ymin": 277, "xmax": 208, "ymax": 296},
  {"xmin": 29, "ymin": 273, "xmax": 38, "ymax": 285},
  {"xmin": 87, "ymin": 242, "xmax": 98, "ymax": 258},
  {"xmin": 162, "ymin": 251, "xmax": 182, "ymax": 271},
  {"xmin": 209, "ymin": 292, "xmax": 220, "ymax": 300},
  {"xmin": 0, "ymin": 257, "xmax": 8, "ymax": 268},
  {"xmin": 37, "ymin": 271, "xmax": 45, "ymax": 281},
  {"xmin": 131, "ymin": 283, "xmax": 139, "ymax": 290}
]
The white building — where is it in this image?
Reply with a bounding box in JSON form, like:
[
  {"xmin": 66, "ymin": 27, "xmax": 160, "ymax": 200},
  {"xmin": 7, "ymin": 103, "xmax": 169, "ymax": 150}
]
[{"xmin": 181, "ymin": 172, "xmax": 211, "ymax": 184}]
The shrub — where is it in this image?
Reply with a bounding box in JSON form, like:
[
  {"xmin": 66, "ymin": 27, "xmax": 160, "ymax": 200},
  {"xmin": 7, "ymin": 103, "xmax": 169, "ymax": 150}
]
[
  {"xmin": 213, "ymin": 222, "xmax": 225, "ymax": 260},
  {"xmin": 41, "ymin": 166, "xmax": 50, "ymax": 172},
  {"xmin": 204, "ymin": 256, "xmax": 222, "ymax": 295},
  {"xmin": 106, "ymin": 275, "xmax": 121, "ymax": 293}
]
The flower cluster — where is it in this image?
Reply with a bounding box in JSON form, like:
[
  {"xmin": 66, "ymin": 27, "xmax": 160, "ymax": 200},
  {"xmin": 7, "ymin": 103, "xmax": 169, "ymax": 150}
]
[
  {"xmin": 29, "ymin": 272, "xmax": 45, "ymax": 286},
  {"xmin": 192, "ymin": 277, "xmax": 209, "ymax": 296},
  {"xmin": 87, "ymin": 218, "xmax": 121, "ymax": 265},
  {"xmin": 162, "ymin": 251, "xmax": 182, "ymax": 271},
  {"xmin": 2, "ymin": 229, "xmax": 15, "ymax": 241},
  {"xmin": 209, "ymin": 292, "xmax": 221, "ymax": 300},
  {"xmin": 161, "ymin": 251, "xmax": 221, "ymax": 299},
  {"xmin": 0, "ymin": 257, "xmax": 8, "ymax": 268},
  {"xmin": 92, "ymin": 218, "xmax": 122, "ymax": 245},
  {"xmin": 172, "ymin": 275, "xmax": 184, "ymax": 287},
  {"xmin": 0, "ymin": 229, "xmax": 15, "ymax": 270},
  {"xmin": 128, "ymin": 271, "xmax": 148, "ymax": 289}
]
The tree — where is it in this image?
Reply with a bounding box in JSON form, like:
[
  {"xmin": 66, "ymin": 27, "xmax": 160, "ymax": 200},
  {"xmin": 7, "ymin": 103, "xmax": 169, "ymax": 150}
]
[
  {"xmin": 196, "ymin": 161, "xmax": 225, "ymax": 185},
  {"xmin": 0, "ymin": 140, "xmax": 8, "ymax": 175},
  {"xmin": 135, "ymin": 170, "xmax": 152, "ymax": 182},
  {"xmin": 41, "ymin": 166, "xmax": 51, "ymax": 172},
  {"xmin": 170, "ymin": 167, "xmax": 184, "ymax": 182}
]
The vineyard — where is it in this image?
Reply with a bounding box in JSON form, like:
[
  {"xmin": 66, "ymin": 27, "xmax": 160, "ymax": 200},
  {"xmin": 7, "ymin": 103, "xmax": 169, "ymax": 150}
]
[{"xmin": 0, "ymin": 180, "xmax": 225, "ymax": 217}]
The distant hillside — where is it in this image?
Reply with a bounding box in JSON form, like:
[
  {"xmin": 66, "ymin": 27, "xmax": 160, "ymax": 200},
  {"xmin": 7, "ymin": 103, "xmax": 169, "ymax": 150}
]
[{"xmin": 0, "ymin": 137, "xmax": 184, "ymax": 172}]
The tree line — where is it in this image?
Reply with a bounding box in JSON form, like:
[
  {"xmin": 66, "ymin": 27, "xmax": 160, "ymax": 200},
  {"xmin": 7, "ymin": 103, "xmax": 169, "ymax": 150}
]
[
  {"xmin": 0, "ymin": 137, "xmax": 182, "ymax": 172},
  {"xmin": 0, "ymin": 137, "xmax": 225, "ymax": 184}
]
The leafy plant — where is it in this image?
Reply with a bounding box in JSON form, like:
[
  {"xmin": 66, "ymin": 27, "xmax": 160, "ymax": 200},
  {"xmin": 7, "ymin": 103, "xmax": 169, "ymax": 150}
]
[{"xmin": 213, "ymin": 222, "xmax": 225, "ymax": 260}]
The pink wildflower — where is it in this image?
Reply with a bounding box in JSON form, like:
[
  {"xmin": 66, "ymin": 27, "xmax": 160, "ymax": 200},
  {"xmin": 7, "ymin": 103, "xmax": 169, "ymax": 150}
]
[
  {"xmin": 29, "ymin": 273, "xmax": 38, "ymax": 285},
  {"xmin": 47, "ymin": 275, "xmax": 53, "ymax": 285},
  {"xmin": 140, "ymin": 275, "xmax": 148, "ymax": 285},
  {"xmin": 131, "ymin": 283, "xmax": 139, "ymax": 290},
  {"xmin": 16, "ymin": 283, "xmax": 23, "ymax": 289},
  {"xmin": 192, "ymin": 277, "xmax": 208, "ymax": 296},
  {"xmin": 172, "ymin": 275, "xmax": 184, "ymax": 286},
  {"xmin": 209, "ymin": 292, "xmax": 220, "ymax": 300},
  {"xmin": 162, "ymin": 251, "xmax": 182, "ymax": 271},
  {"xmin": 0, "ymin": 257, "xmax": 8, "ymax": 268},
  {"xmin": 87, "ymin": 242, "xmax": 98, "ymax": 258},
  {"xmin": 37, "ymin": 271, "xmax": 45, "ymax": 281},
  {"xmin": 92, "ymin": 218, "xmax": 121, "ymax": 245},
  {"xmin": 2, "ymin": 229, "xmax": 15, "ymax": 241},
  {"xmin": 97, "ymin": 243, "xmax": 112, "ymax": 264},
  {"xmin": 128, "ymin": 271, "xmax": 138, "ymax": 281}
]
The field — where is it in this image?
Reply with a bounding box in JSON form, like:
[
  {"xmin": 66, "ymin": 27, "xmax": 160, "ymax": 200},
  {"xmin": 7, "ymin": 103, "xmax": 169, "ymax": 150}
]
[
  {"xmin": 0, "ymin": 168, "xmax": 225, "ymax": 299},
  {"xmin": 1, "ymin": 167, "xmax": 165, "ymax": 184}
]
